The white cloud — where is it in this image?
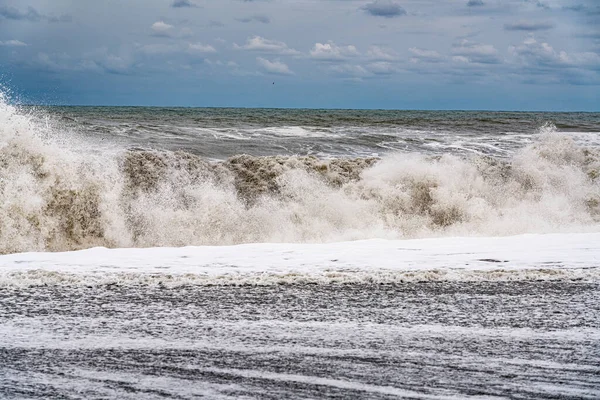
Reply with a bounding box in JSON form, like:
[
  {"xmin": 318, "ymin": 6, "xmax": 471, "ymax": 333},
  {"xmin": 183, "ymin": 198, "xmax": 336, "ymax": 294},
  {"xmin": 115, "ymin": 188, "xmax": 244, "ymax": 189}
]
[
  {"xmin": 310, "ymin": 41, "xmax": 360, "ymax": 61},
  {"xmin": 328, "ymin": 64, "xmax": 370, "ymax": 78},
  {"xmin": 137, "ymin": 42, "xmax": 217, "ymax": 57},
  {"xmin": 151, "ymin": 21, "xmax": 174, "ymax": 37},
  {"xmin": 188, "ymin": 42, "xmax": 216, "ymax": 53},
  {"xmin": 0, "ymin": 40, "xmax": 27, "ymax": 47},
  {"xmin": 366, "ymin": 46, "xmax": 398, "ymax": 61},
  {"xmin": 234, "ymin": 36, "xmax": 300, "ymax": 55},
  {"xmin": 452, "ymin": 40, "xmax": 502, "ymax": 64},
  {"xmin": 409, "ymin": 47, "xmax": 444, "ymax": 63},
  {"xmin": 451, "ymin": 56, "xmax": 470, "ymax": 63},
  {"xmin": 509, "ymin": 36, "xmax": 600, "ymax": 69},
  {"xmin": 206, "ymin": 59, "xmax": 238, "ymax": 68},
  {"xmin": 366, "ymin": 61, "xmax": 397, "ymax": 75},
  {"xmin": 257, "ymin": 57, "xmax": 294, "ymax": 75}
]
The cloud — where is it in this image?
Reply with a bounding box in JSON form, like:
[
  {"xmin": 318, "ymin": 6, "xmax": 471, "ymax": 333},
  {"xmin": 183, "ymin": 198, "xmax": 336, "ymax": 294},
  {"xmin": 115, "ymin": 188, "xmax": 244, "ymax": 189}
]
[
  {"xmin": 188, "ymin": 42, "xmax": 217, "ymax": 53},
  {"xmin": 137, "ymin": 43, "xmax": 180, "ymax": 55},
  {"xmin": 257, "ymin": 57, "xmax": 294, "ymax": 75},
  {"xmin": 409, "ymin": 48, "xmax": 444, "ymax": 63},
  {"xmin": 171, "ymin": 0, "xmax": 197, "ymax": 8},
  {"xmin": 366, "ymin": 61, "xmax": 397, "ymax": 75},
  {"xmin": 508, "ymin": 37, "xmax": 600, "ymax": 85},
  {"xmin": 209, "ymin": 20, "xmax": 225, "ymax": 28},
  {"xmin": 366, "ymin": 46, "xmax": 398, "ymax": 61},
  {"xmin": 35, "ymin": 52, "xmax": 74, "ymax": 72},
  {"xmin": 207, "ymin": 59, "xmax": 238, "ymax": 68},
  {"xmin": 48, "ymin": 15, "xmax": 72, "ymax": 23},
  {"xmin": 137, "ymin": 42, "xmax": 216, "ymax": 57},
  {"xmin": 33, "ymin": 49, "xmax": 135, "ymax": 75},
  {"xmin": 362, "ymin": 1, "xmax": 407, "ymax": 18},
  {"xmin": 151, "ymin": 21, "xmax": 174, "ymax": 37},
  {"xmin": 562, "ymin": 4, "xmax": 600, "ymax": 15},
  {"xmin": 510, "ymin": 36, "xmax": 600, "ymax": 70},
  {"xmin": 577, "ymin": 32, "xmax": 600, "ymax": 39},
  {"xmin": 310, "ymin": 41, "xmax": 360, "ymax": 61},
  {"xmin": 562, "ymin": 2, "xmax": 600, "ymax": 35},
  {"xmin": 83, "ymin": 49, "xmax": 134, "ymax": 75},
  {"xmin": 504, "ymin": 21, "xmax": 554, "ymax": 31},
  {"xmin": 327, "ymin": 64, "xmax": 370, "ymax": 79},
  {"xmin": 0, "ymin": 5, "xmax": 70, "ymax": 23},
  {"xmin": 467, "ymin": 0, "xmax": 484, "ymax": 6},
  {"xmin": 0, "ymin": 40, "xmax": 28, "ymax": 47},
  {"xmin": 0, "ymin": 5, "xmax": 41, "ymax": 21},
  {"xmin": 452, "ymin": 40, "xmax": 502, "ymax": 64},
  {"xmin": 236, "ymin": 15, "xmax": 270, "ymax": 24},
  {"xmin": 234, "ymin": 36, "xmax": 300, "ymax": 55}
]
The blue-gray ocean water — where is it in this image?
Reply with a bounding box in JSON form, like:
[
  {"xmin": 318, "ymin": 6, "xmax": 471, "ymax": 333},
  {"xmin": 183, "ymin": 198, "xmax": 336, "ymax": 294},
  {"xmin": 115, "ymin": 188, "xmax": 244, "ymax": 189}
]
[{"xmin": 48, "ymin": 107, "xmax": 600, "ymax": 158}]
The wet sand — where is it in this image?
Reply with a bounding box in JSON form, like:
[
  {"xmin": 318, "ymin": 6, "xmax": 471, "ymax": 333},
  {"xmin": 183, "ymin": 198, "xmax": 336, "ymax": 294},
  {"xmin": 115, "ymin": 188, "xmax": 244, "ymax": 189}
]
[{"xmin": 1, "ymin": 281, "xmax": 599, "ymax": 399}]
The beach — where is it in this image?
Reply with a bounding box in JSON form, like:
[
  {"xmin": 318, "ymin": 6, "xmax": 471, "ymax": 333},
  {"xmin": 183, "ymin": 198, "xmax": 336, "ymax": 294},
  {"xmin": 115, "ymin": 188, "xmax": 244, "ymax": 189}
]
[{"xmin": 1, "ymin": 96, "xmax": 599, "ymax": 398}]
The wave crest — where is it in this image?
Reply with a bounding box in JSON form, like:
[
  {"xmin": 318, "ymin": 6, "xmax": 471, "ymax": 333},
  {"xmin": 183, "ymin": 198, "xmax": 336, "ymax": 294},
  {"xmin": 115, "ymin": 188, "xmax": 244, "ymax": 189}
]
[{"xmin": 1, "ymin": 97, "xmax": 599, "ymax": 254}]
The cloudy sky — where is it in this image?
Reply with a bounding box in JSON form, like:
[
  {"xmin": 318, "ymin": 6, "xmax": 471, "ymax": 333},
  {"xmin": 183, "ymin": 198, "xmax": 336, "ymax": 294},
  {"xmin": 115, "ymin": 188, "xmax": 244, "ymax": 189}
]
[{"xmin": 0, "ymin": 0, "xmax": 598, "ymax": 110}]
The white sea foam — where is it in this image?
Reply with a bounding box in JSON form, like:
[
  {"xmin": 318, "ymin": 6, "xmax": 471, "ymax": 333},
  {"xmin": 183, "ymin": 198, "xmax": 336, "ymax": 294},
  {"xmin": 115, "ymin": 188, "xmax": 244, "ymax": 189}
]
[{"xmin": 1, "ymin": 233, "xmax": 598, "ymax": 286}]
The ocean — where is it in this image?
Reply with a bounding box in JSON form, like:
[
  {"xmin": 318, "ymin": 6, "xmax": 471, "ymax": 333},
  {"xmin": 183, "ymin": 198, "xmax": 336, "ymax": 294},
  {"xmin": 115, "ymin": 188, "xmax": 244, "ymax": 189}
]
[{"xmin": 1, "ymin": 93, "xmax": 599, "ymax": 398}]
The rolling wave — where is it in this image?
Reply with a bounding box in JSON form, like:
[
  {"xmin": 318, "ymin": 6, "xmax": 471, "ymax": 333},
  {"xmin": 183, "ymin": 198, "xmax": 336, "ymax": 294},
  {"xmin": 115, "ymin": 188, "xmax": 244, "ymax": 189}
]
[{"xmin": 1, "ymin": 92, "xmax": 599, "ymax": 254}]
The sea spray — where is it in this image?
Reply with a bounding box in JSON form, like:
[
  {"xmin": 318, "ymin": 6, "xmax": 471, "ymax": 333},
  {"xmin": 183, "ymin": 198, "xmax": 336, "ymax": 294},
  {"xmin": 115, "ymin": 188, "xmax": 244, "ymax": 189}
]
[{"xmin": 1, "ymin": 93, "xmax": 599, "ymax": 254}]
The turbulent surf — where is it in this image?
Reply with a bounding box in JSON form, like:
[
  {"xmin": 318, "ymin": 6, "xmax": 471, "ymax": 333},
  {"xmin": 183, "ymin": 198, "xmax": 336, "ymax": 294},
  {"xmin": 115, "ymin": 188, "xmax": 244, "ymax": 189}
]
[{"xmin": 1, "ymin": 92, "xmax": 600, "ymax": 254}]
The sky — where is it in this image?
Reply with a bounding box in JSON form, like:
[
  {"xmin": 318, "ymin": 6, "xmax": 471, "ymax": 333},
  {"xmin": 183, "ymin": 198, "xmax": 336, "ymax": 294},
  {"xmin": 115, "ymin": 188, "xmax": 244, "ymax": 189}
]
[{"xmin": 0, "ymin": 0, "xmax": 599, "ymax": 110}]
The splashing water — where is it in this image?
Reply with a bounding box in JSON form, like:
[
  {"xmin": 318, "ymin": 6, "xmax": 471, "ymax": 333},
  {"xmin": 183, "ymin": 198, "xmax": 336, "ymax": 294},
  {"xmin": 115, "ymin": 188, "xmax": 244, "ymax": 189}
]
[{"xmin": 1, "ymin": 93, "xmax": 599, "ymax": 254}]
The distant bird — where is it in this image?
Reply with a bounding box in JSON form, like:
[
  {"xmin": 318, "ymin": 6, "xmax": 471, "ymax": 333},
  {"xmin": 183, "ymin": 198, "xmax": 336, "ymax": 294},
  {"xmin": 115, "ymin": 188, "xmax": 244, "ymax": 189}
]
[{"xmin": 272, "ymin": 82, "xmax": 275, "ymax": 85}]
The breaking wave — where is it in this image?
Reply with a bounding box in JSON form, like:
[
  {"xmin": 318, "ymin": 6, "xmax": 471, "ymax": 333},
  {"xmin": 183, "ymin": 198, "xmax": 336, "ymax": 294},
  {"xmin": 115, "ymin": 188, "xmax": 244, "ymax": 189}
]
[{"xmin": 1, "ymin": 93, "xmax": 599, "ymax": 254}]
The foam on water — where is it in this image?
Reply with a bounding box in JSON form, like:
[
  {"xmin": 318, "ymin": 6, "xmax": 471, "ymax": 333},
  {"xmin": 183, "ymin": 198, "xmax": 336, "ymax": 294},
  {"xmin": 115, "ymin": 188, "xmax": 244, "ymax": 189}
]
[
  {"xmin": 1, "ymin": 233, "xmax": 599, "ymax": 287},
  {"xmin": 1, "ymin": 92, "xmax": 600, "ymax": 254}
]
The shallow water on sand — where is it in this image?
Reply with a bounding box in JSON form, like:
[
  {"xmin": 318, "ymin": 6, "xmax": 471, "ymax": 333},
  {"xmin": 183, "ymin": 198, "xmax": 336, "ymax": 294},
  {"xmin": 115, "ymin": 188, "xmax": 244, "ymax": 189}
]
[{"xmin": 1, "ymin": 282, "xmax": 599, "ymax": 399}]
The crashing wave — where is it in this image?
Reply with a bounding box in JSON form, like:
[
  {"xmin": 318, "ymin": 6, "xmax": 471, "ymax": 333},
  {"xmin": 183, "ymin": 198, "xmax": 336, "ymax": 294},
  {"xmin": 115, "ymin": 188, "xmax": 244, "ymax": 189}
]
[{"xmin": 1, "ymin": 92, "xmax": 599, "ymax": 254}]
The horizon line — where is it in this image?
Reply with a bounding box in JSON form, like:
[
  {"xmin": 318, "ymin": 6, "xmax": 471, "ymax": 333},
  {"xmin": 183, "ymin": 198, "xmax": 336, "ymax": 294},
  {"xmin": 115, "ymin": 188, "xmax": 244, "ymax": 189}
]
[{"xmin": 16, "ymin": 104, "xmax": 600, "ymax": 113}]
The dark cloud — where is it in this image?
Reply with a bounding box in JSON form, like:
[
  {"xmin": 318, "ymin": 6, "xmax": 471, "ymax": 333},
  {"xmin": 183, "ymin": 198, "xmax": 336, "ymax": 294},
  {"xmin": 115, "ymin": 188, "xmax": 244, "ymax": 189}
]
[
  {"xmin": 0, "ymin": 5, "xmax": 70, "ymax": 23},
  {"xmin": 171, "ymin": 0, "xmax": 197, "ymax": 8},
  {"xmin": 532, "ymin": 1, "xmax": 550, "ymax": 10},
  {"xmin": 467, "ymin": 0, "xmax": 484, "ymax": 7},
  {"xmin": 236, "ymin": 15, "xmax": 270, "ymax": 24},
  {"xmin": 504, "ymin": 21, "xmax": 554, "ymax": 31},
  {"xmin": 577, "ymin": 32, "xmax": 600, "ymax": 39},
  {"xmin": 562, "ymin": 2, "xmax": 600, "ymax": 33},
  {"xmin": 0, "ymin": 5, "xmax": 41, "ymax": 21},
  {"xmin": 562, "ymin": 2, "xmax": 600, "ymax": 16},
  {"xmin": 362, "ymin": 0, "xmax": 407, "ymax": 18}
]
